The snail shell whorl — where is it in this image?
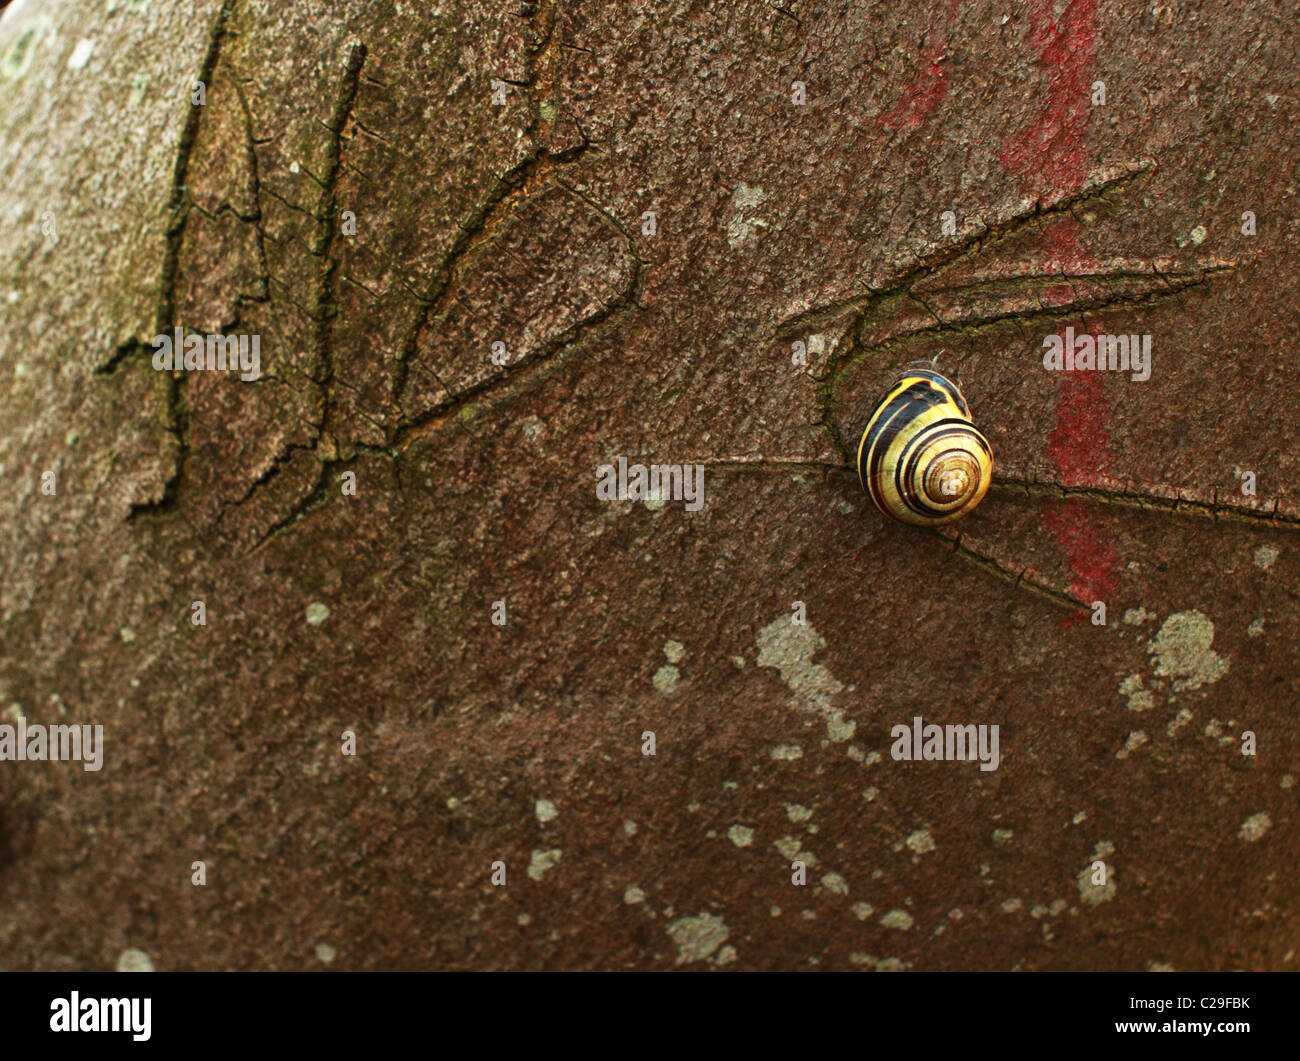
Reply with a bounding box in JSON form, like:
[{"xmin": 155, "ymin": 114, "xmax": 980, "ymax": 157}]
[{"xmin": 856, "ymin": 369, "xmax": 993, "ymax": 526}]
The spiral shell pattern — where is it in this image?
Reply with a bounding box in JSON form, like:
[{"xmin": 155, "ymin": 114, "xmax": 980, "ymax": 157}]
[{"xmin": 856, "ymin": 368, "xmax": 993, "ymax": 526}]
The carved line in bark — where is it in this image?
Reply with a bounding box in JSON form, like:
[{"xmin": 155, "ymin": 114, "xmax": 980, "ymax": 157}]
[{"xmin": 250, "ymin": 172, "xmax": 644, "ymax": 556}]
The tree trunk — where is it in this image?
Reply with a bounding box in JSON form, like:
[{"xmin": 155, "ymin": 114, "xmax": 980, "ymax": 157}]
[{"xmin": 0, "ymin": 0, "xmax": 1295, "ymax": 970}]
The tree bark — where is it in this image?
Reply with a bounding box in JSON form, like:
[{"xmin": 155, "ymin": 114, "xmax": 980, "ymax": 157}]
[{"xmin": 0, "ymin": 0, "xmax": 1296, "ymax": 970}]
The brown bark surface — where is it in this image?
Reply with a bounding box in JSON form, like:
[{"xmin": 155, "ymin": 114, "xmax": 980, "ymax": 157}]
[{"xmin": 0, "ymin": 0, "xmax": 1296, "ymax": 970}]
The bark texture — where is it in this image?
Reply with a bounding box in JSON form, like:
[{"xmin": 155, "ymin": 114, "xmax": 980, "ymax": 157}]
[{"xmin": 0, "ymin": 0, "xmax": 1297, "ymax": 970}]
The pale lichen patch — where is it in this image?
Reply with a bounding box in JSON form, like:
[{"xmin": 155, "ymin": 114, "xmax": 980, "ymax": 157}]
[
  {"xmin": 527, "ymin": 848, "xmax": 562, "ymax": 880},
  {"xmin": 1078, "ymin": 842, "xmax": 1117, "ymax": 905},
  {"xmin": 1116, "ymin": 730, "xmax": 1148, "ymax": 759},
  {"xmin": 774, "ymin": 835, "xmax": 817, "ymax": 865},
  {"xmin": 906, "ymin": 828, "xmax": 936, "ymax": 854},
  {"xmin": 726, "ymin": 183, "xmax": 767, "ymax": 247},
  {"xmin": 653, "ymin": 664, "xmax": 679, "ymax": 694},
  {"xmin": 115, "ymin": 948, "xmax": 154, "ymax": 972},
  {"xmin": 1166, "ymin": 708, "xmax": 1193, "ymax": 737},
  {"xmin": 826, "ymin": 714, "xmax": 856, "ymax": 742},
  {"xmin": 756, "ymin": 616, "xmax": 844, "ymax": 720},
  {"xmin": 819, "ymin": 872, "xmax": 849, "ymax": 895},
  {"xmin": 1148, "ymin": 611, "xmax": 1229, "ymax": 691},
  {"xmin": 1238, "ymin": 812, "xmax": 1271, "ymax": 842},
  {"xmin": 1119, "ymin": 673, "xmax": 1154, "ymax": 712},
  {"xmin": 665, "ymin": 912, "xmax": 729, "ymax": 965}
]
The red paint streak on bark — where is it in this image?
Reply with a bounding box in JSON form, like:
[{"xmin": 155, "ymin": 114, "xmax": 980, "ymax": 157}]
[
  {"xmin": 881, "ymin": 1, "xmax": 961, "ymax": 133},
  {"xmin": 1044, "ymin": 282, "xmax": 1074, "ymax": 307},
  {"xmin": 999, "ymin": 0, "xmax": 1099, "ymax": 192},
  {"xmin": 882, "ymin": 46, "xmax": 948, "ymax": 133},
  {"xmin": 1045, "ymin": 325, "xmax": 1108, "ymax": 484},
  {"xmin": 1035, "ymin": 216, "xmax": 1098, "ymax": 275},
  {"xmin": 1001, "ymin": 1, "xmax": 1114, "ymax": 614},
  {"xmin": 1043, "ymin": 498, "xmax": 1114, "ymax": 614},
  {"xmin": 1042, "ymin": 219, "xmax": 1117, "ymax": 611}
]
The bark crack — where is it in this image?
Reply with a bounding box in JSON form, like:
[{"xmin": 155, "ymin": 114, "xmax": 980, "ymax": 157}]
[
  {"xmin": 112, "ymin": 0, "xmax": 238, "ymax": 519},
  {"xmin": 793, "ymin": 159, "xmax": 1237, "ymax": 461}
]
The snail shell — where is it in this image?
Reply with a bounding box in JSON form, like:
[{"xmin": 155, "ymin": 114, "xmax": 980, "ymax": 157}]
[{"xmin": 856, "ymin": 368, "xmax": 992, "ymax": 526}]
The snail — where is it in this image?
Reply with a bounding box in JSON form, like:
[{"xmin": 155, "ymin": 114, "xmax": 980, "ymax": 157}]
[{"xmin": 856, "ymin": 366, "xmax": 993, "ymax": 526}]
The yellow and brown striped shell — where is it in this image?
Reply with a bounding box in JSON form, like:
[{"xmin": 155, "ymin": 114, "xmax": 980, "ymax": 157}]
[{"xmin": 856, "ymin": 368, "xmax": 992, "ymax": 526}]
